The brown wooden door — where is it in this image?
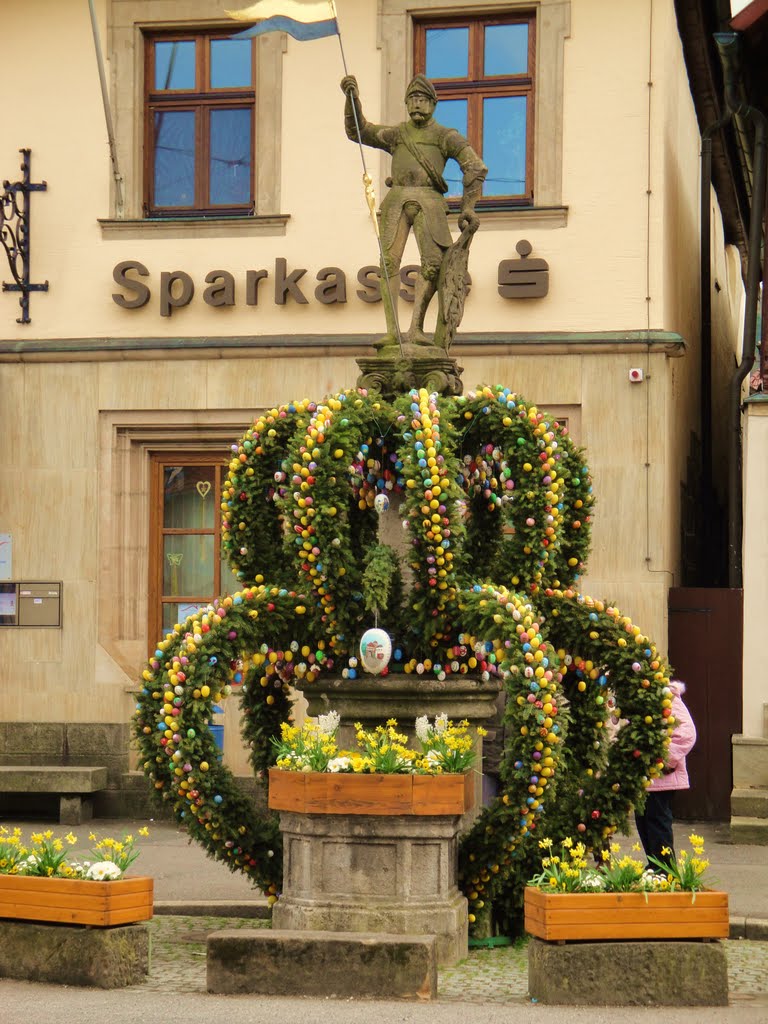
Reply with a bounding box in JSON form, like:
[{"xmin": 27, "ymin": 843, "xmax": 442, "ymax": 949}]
[{"xmin": 667, "ymin": 588, "xmax": 743, "ymax": 821}]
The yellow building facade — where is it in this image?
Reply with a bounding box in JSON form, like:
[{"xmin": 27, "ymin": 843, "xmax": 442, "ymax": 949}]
[{"xmin": 0, "ymin": 0, "xmax": 745, "ymax": 814}]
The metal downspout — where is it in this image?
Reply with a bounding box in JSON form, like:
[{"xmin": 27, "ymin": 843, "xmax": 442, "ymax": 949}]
[
  {"xmin": 714, "ymin": 33, "xmax": 768, "ymax": 588},
  {"xmin": 700, "ymin": 131, "xmax": 715, "ymax": 576},
  {"xmin": 727, "ymin": 112, "xmax": 766, "ymax": 588},
  {"xmin": 88, "ymin": 0, "xmax": 124, "ymax": 218}
]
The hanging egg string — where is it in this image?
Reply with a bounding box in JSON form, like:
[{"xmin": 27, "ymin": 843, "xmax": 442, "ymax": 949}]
[
  {"xmin": 223, "ymin": 387, "xmax": 591, "ymax": 685},
  {"xmin": 348, "ymin": 389, "xmax": 556, "ymax": 682},
  {"xmin": 351, "ymin": 415, "xmax": 408, "ymax": 507}
]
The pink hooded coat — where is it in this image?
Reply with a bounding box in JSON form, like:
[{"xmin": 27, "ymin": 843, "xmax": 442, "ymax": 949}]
[{"xmin": 650, "ymin": 680, "xmax": 697, "ymax": 792}]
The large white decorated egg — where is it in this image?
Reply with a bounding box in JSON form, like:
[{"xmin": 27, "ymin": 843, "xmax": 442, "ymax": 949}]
[{"xmin": 359, "ymin": 628, "xmax": 392, "ymax": 675}]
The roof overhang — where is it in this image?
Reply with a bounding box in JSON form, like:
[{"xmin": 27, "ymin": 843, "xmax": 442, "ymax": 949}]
[{"xmin": 674, "ymin": 0, "xmax": 760, "ymax": 269}]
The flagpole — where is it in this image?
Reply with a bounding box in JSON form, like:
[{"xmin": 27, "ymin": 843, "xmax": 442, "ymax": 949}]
[{"xmin": 329, "ymin": 0, "xmax": 404, "ymax": 357}]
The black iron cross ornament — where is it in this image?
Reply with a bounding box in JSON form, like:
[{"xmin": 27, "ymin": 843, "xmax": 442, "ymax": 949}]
[{"xmin": 1, "ymin": 149, "xmax": 48, "ymax": 324}]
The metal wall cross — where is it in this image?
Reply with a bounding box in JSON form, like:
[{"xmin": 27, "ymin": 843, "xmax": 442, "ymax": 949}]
[{"xmin": 1, "ymin": 149, "xmax": 48, "ymax": 324}]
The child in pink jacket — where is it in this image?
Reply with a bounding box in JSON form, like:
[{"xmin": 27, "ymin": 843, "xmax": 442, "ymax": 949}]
[{"xmin": 635, "ymin": 680, "xmax": 697, "ymax": 867}]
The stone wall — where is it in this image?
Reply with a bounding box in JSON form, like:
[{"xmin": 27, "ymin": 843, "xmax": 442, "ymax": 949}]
[{"xmin": 0, "ymin": 721, "xmax": 265, "ymax": 820}]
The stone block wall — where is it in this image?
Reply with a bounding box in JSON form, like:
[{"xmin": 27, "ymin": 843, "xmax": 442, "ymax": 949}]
[
  {"xmin": 0, "ymin": 722, "xmax": 135, "ymax": 817},
  {"xmin": 0, "ymin": 721, "xmax": 266, "ymax": 820}
]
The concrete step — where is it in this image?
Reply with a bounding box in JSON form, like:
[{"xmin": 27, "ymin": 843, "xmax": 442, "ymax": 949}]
[
  {"xmin": 730, "ymin": 787, "xmax": 768, "ymax": 818},
  {"xmin": 729, "ymin": 815, "xmax": 768, "ymax": 845}
]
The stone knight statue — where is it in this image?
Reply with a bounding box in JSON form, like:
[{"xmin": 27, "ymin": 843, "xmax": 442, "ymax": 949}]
[{"xmin": 341, "ymin": 73, "xmax": 487, "ymax": 354}]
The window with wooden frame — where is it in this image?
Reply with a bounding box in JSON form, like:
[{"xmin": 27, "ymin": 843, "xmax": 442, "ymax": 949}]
[
  {"xmin": 149, "ymin": 454, "xmax": 240, "ymax": 646},
  {"xmin": 414, "ymin": 12, "xmax": 535, "ymax": 206},
  {"xmin": 144, "ymin": 30, "xmax": 256, "ymax": 217}
]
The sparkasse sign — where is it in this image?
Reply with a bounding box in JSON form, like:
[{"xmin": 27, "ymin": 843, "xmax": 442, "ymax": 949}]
[{"xmin": 111, "ymin": 252, "xmax": 549, "ymax": 316}]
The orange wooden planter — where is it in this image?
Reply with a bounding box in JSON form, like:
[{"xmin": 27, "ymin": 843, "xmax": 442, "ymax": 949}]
[
  {"xmin": 524, "ymin": 885, "xmax": 729, "ymax": 942},
  {"xmin": 0, "ymin": 874, "xmax": 154, "ymax": 927},
  {"xmin": 268, "ymin": 769, "xmax": 474, "ymax": 816}
]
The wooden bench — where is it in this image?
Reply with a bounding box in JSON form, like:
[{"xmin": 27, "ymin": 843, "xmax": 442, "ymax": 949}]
[{"xmin": 0, "ymin": 766, "xmax": 108, "ymax": 825}]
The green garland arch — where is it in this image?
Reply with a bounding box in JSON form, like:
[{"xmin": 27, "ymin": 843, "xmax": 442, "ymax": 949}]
[{"xmin": 133, "ymin": 385, "xmax": 672, "ymax": 930}]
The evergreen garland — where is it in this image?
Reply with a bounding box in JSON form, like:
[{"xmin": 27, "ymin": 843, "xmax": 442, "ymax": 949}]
[{"xmin": 134, "ymin": 385, "xmax": 669, "ymax": 933}]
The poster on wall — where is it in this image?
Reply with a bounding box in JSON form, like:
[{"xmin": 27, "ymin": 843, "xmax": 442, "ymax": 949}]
[{"xmin": 0, "ymin": 535, "xmax": 11, "ymax": 580}]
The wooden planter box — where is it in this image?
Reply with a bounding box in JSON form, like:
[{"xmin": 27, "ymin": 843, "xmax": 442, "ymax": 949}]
[
  {"xmin": 268, "ymin": 769, "xmax": 473, "ymax": 816},
  {"xmin": 0, "ymin": 874, "xmax": 154, "ymax": 927},
  {"xmin": 524, "ymin": 886, "xmax": 729, "ymax": 942}
]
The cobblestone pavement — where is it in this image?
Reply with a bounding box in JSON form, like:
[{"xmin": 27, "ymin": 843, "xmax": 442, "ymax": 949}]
[{"xmin": 128, "ymin": 915, "xmax": 768, "ymax": 1002}]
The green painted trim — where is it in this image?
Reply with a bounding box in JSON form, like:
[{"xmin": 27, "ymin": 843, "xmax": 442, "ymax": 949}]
[
  {"xmin": 460, "ymin": 331, "xmax": 685, "ymax": 348},
  {"xmin": 0, "ymin": 330, "xmax": 686, "ymax": 359}
]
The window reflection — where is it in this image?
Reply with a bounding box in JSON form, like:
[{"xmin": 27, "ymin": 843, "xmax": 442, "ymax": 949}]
[
  {"xmin": 484, "ymin": 24, "xmax": 528, "ymax": 76},
  {"xmin": 210, "ymin": 109, "xmax": 252, "ymax": 205},
  {"xmin": 211, "ymin": 39, "xmax": 252, "ymax": 88},
  {"xmin": 155, "ymin": 40, "xmax": 196, "ymax": 90},
  {"xmin": 425, "ymin": 27, "xmax": 469, "ymax": 79},
  {"xmin": 482, "ymin": 95, "xmax": 527, "ymax": 197},
  {"xmin": 147, "ymin": 31, "xmax": 255, "ymax": 216},
  {"xmin": 163, "ymin": 536, "xmax": 214, "ymax": 597},
  {"xmin": 415, "ymin": 13, "xmax": 534, "ymax": 203},
  {"xmin": 154, "ymin": 111, "xmax": 195, "ymax": 206},
  {"xmin": 155, "ymin": 455, "xmax": 235, "ymax": 645},
  {"xmin": 436, "ymin": 99, "xmax": 468, "ymax": 195},
  {"xmin": 163, "ymin": 467, "xmax": 215, "ymax": 528}
]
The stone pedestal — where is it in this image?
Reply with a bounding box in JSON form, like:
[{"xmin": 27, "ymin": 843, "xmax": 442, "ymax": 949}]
[
  {"xmin": 0, "ymin": 920, "xmax": 150, "ymax": 988},
  {"xmin": 305, "ymin": 672, "xmax": 500, "ymax": 824},
  {"xmin": 356, "ymin": 353, "xmax": 463, "ymax": 398},
  {"xmin": 272, "ymin": 810, "xmax": 468, "ymax": 966},
  {"xmin": 528, "ymin": 937, "xmax": 729, "ymax": 1006}
]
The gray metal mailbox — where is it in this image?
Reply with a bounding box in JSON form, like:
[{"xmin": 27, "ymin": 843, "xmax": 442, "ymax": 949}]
[{"xmin": 18, "ymin": 582, "xmax": 62, "ymax": 627}]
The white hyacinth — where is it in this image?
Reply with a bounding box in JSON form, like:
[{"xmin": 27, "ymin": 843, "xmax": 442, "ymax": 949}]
[
  {"xmin": 415, "ymin": 715, "xmax": 431, "ymax": 743},
  {"xmin": 434, "ymin": 713, "xmax": 448, "ymax": 735},
  {"xmin": 317, "ymin": 710, "xmax": 340, "ymax": 737}
]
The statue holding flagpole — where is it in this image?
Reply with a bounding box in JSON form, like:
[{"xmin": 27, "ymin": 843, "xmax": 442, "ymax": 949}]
[
  {"xmin": 341, "ymin": 73, "xmax": 487, "ymax": 354},
  {"xmin": 227, "ymin": 2, "xmax": 483, "ymax": 388}
]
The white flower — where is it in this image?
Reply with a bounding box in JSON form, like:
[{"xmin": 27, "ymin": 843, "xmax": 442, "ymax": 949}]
[
  {"xmin": 317, "ymin": 710, "xmax": 340, "ymax": 737},
  {"xmin": 17, "ymin": 854, "xmax": 41, "ymax": 874},
  {"xmin": 85, "ymin": 861, "xmax": 123, "ymax": 881},
  {"xmin": 415, "ymin": 715, "xmax": 431, "ymax": 744},
  {"xmin": 640, "ymin": 869, "xmax": 666, "ymax": 890},
  {"xmin": 579, "ymin": 874, "xmax": 606, "ymax": 891},
  {"xmin": 327, "ymin": 756, "xmax": 352, "ymax": 773},
  {"xmin": 434, "ymin": 713, "xmax": 448, "ymax": 735}
]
